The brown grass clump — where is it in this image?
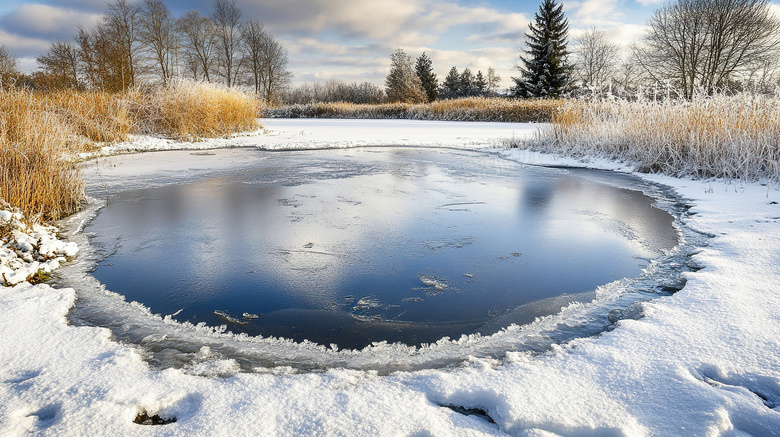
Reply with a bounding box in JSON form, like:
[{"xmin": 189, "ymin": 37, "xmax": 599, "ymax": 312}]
[
  {"xmin": 0, "ymin": 81, "xmax": 262, "ymax": 220},
  {"xmin": 267, "ymin": 97, "xmax": 563, "ymax": 123},
  {"xmin": 426, "ymin": 97, "xmax": 561, "ymax": 122},
  {"xmin": 0, "ymin": 88, "xmax": 84, "ymax": 220},
  {"xmin": 130, "ymin": 81, "xmax": 260, "ymax": 140},
  {"xmin": 520, "ymin": 94, "xmax": 780, "ymax": 182},
  {"xmin": 45, "ymin": 90, "xmax": 133, "ymax": 144}
]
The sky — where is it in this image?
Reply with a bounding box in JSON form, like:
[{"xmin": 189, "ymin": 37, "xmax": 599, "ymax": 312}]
[{"xmin": 0, "ymin": 0, "xmax": 667, "ymax": 90}]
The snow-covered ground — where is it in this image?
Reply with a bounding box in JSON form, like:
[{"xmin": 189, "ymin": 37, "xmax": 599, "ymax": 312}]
[
  {"xmin": 2, "ymin": 119, "xmax": 780, "ymax": 436},
  {"xmin": 0, "ymin": 208, "xmax": 79, "ymax": 286}
]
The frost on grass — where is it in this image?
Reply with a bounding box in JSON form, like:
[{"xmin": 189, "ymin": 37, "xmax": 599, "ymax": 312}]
[{"xmin": 0, "ymin": 203, "xmax": 78, "ymax": 286}]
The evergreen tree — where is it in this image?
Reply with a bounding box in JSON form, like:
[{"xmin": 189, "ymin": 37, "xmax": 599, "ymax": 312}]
[
  {"xmin": 439, "ymin": 66, "xmax": 460, "ymax": 99},
  {"xmin": 511, "ymin": 0, "xmax": 572, "ymax": 98},
  {"xmin": 475, "ymin": 70, "xmax": 487, "ymax": 96},
  {"xmin": 385, "ymin": 49, "xmax": 426, "ymax": 103},
  {"xmin": 459, "ymin": 68, "xmax": 476, "ymax": 96},
  {"xmin": 415, "ymin": 52, "xmax": 438, "ymax": 102}
]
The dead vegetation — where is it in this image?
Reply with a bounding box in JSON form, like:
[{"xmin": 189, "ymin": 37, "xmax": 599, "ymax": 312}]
[
  {"xmin": 265, "ymin": 97, "xmax": 562, "ymax": 123},
  {"xmin": 0, "ymin": 81, "xmax": 260, "ymax": 220},
  {"xmin": 512, "ymin": 94, "xmax": 780, "ymax": 182}
]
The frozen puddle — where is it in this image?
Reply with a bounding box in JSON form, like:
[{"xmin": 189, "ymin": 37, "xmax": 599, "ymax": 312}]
[{"xmin": 56, "ymin": 147, "xmax": 704, "ymax": 373}]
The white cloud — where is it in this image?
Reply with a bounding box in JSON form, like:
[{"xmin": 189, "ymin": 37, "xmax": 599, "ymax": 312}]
[
  {"xmin": 569, "ymin": 0, "xmax": 626, "ymax": 27},
  {"xmin": 0, "ymin": 4, "xmax": 100, "ymax": 40},
  {"xmin": 0, "ymin": 29, "xmax": 50, "ymax": 55},
  {"xmin": 635, "ymin": 0, "xmax": 667, "ymax": 5}
]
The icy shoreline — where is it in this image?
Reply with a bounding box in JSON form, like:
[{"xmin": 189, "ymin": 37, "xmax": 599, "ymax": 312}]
[
  {"xmin": 0, "ymin": 207, "xmax": 79, "ymax": 286},
  {"xmin": 2, "ymin": 119, "xmax": 780, "ymax": 435}
]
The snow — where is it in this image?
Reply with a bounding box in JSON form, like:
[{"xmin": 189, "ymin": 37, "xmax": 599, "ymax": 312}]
[
  {"xmin": 2, "ymin": 119, "xmax": 780, "ymax": 435},
  {"xmin": 79, "ymin": 118, "xmax": 540, "ymax": 159},
  {"xmin": 0, "ymin": 207, "xmax": 79, "ymax": 286}
]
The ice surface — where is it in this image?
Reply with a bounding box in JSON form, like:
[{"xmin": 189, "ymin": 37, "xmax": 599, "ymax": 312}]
[{"xmin": 1, "ymin": 120, "xmax": 779, "ymax": 435}]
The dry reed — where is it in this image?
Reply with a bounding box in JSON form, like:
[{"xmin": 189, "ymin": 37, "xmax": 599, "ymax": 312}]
[
  {"xmin": 0, "ymin": 81, "xmax": 262, "ymax": 220},
  {"xmin": 0, "ymin": 88, "xmax": 84, "ymax": 220},
  {"xmin": 266, "ymin": 97, "xmax": 562, "ymax": 123},
  {"xmin": 130, "ymin": 81, "xmax": 260, "ymax": 140},
  {"xmin": 45, "ymin": 90, "xmax": 133, "ymax": 143},
  {"xmin": 515, "ymin": 94, "xmax": 780, "ymax": 182}
]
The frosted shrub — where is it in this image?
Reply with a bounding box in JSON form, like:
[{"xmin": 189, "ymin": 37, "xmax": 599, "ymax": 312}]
[
  {"xmin": 132, "ymin": 80, "xmax": 261, "ymax": 140},
  {"xmin": 518, "ymin": 94, "xmax": 780, "ymax": 182}
]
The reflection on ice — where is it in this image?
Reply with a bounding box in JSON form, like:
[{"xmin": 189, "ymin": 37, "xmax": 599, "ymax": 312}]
[{"xmin": 52, "ymin": 147, "xmax": 707, "ymax": 372}]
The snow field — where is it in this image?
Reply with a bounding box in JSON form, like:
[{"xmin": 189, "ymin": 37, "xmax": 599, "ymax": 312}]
[{"xmin": 1, "ymin": 119, "xmax": 779, "ymax": 435}]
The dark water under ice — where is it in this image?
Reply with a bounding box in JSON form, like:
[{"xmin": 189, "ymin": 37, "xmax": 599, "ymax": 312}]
[{"xmin": 83, "ymin": 148, "xmax": 678, "ymax": 350}]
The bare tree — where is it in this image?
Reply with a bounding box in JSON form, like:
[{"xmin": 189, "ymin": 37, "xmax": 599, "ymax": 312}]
[
  {"xmin": 0, "ymin": 45, "xmax": 18, "ymax": 88},
  {"xmin": 103, "ymin": 0, "xmax": 143, "ymax": 90},
  {"xmin": 240, "ymin": 19, "xmax": 265, "ymax": 94},
  {"xmin": 211, "ymin": 0, "xmax": 243, "ymax": 87},
  {"xmin": 573, "ymin": 26, "xmax": 619, "ymax": 90},
  {"xmin": 486, "ymin": 67, "xmax": 502, "ymax": 95},
  {"xmin": 634, "ymin": 0, "xmax": 780, "ymax": 98},
  {"xmin": 177, "ymin": 10, "xmax": 216, "ymax": 82},
  {"xmin": 36, "ymin": 41, "xmax": 81, "ymax": 89},
  {"xmin": 385, "ymin": 49, "xmax": 426, "ymax": 103},
  {"xmin": 76, "ymin": 23, "xmax": 128, "ymax": 91},
  {"xmin": 139, "ymin": 0, "xmax": 178, "ymax": 85},
  {"xmin": 257, "ymin": 30, "xmax": 292, "ymax": 103}
]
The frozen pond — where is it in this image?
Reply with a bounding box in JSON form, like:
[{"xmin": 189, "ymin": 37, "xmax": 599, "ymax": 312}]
[{"xmin": 78, "ymin": 148, "xmax": 680, "ymax": 351}]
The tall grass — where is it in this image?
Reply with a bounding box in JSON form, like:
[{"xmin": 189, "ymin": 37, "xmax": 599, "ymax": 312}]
[
  {"xmin": 46, "ymin": 90, "xmax": 133, "ymax": 143},
  {"xmin": 0, "ymin": 81, "xmax": 261, "ymax": 220},
  {"xmin": 516, "ymin": 94, "xmax": 780, "ymax": 182},
  {"xmin": 131, "ymin": 81, "xmax": 260, "ymax": 140},
  {"xmin": 0, "ymin": 89, "xmax": 84, "ymax": 220},
  {"xmin": 266, "ymin": 97, "xmax": 561, "ymax": 123}
]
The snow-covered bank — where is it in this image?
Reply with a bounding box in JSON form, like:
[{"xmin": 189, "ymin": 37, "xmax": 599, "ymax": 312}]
[
  {"xmin": 2, "ymin": 120, "xmax": 780, "ymax": 435},
  {"xmin": 80, "ymin": 118, "xmax": 540, "ymax": 158},
  {"xmin": 0, "ymin": 207, "xmax": 78, "ymax": 286}
]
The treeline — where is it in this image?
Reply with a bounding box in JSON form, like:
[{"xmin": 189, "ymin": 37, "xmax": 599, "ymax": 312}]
[
  {"xmin": 0, "ymin": 0, "xmax": 292, "ymax": 102},
  {"xmin": 281, "ymin": 51, "xmax": 504, "ymax": 105},
  {"xmin": 514, "ymin": 0, "xmax": 780, "ymax": 100},
  {"xmin": 381, "ymin": 50, "xmax": 503, "ymax": 104}
]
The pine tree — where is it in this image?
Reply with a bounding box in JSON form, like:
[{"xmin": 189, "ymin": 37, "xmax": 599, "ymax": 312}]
[
  {"xmin": 439, "ymin": 66, "xmax": 460, "ymax": 99},
  {"xmin": 511, "ymin": 0, "xmax": 572, "ymax": 98},
  {"xmin": 459, "ymin": 68, "xmax": 476, "ymax": 97},
  {"xmin": 475, "ymin": 70, "xmax": 487, "ymax": 96},
  {"xmin": 385, "ymin": 49, "xmax": 427, "ymax": 103},
  {"xmin": 415, "ymin": 52, "xmax": 438, "ymax": 102}
]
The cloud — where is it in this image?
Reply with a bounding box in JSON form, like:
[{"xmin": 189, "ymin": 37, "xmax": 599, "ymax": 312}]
[
  {"xmin": 0, "ymin": 29, "xmax": 50, "ymax": 56},
  {"xmin": 0, "ymin": 4, "xmax": 101, "ymax": 41},
  {"xmin": 635, "ymin": 0, "xmax": 667, "ymax": 5},
  {"xmin": 240, "ymin": 0, "xmax": 424, "ymax": 39},
  {"xmin": 569, "ymin": 0, "xmax": 626, "ymax": 27}
]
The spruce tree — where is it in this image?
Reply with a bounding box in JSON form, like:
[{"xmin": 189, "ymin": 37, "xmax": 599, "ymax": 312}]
[
  {"xmin": 475, "ymin": 70, "xmax": 487, "ymax": 96},
  {"xmin": 415, "ymin": 52, "xmax": 438, "ymax": 102},
  {"xmin": 459, "ymin": 68, "xmax": 476, "ymax": 97},
  {"xmin": 511, "ymin": 0, "xmax": 572, "ymax": 98},
  {"xmin": 440, "ymin": 66, "xmax": 460, "ymax": 99}
]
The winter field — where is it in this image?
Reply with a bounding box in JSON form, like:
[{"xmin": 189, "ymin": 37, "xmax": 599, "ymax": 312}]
[{"xmin": 1, "ymin": 118, "xmax": 780, "ymax": 435}]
